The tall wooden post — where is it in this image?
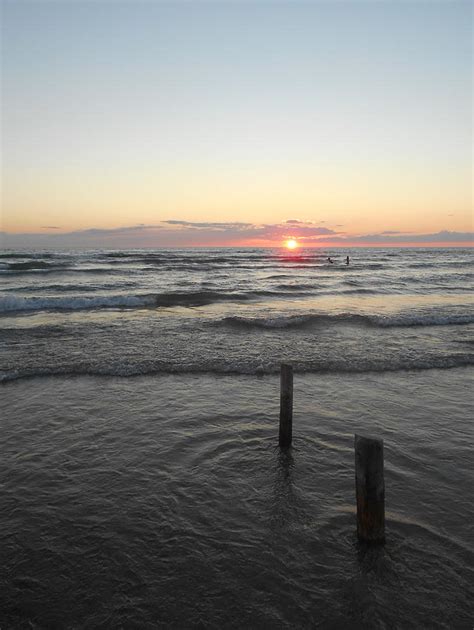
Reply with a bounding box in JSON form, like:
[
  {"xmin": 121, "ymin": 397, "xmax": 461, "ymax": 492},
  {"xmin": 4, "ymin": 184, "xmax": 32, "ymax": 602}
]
[
  {"xmin": 279, "ymin": 364, "xmax": 293, "ymax": 448},
  {"xmin": 355, "ymin": 434, "xmax": 385, "ymax": 543}
]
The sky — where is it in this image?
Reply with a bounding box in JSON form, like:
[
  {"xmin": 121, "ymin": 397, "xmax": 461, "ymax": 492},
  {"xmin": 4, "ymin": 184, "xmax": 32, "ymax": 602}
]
[{"xmin": 1, "ymin": 0, "xmax": 472, "ymax": 248}]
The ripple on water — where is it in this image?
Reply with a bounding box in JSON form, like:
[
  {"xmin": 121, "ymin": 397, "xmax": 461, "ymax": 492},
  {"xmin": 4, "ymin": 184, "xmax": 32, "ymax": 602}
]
[{"xmin": 1, "ymin": 370, "xmax": 473, "ymax": 627}]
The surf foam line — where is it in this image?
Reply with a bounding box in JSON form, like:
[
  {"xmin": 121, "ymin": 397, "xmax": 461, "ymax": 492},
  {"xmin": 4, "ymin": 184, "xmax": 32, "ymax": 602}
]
[
  {"xmin": 214, "ymin": 312, "xmax": 474, "ymax": 329},
  {"xmin": 0, "ymin": 290, "xmax": 281, "ymax": 313},
  {"xmin": 1, "ymin": 356, "xmax": 473, "ymax": 383}
]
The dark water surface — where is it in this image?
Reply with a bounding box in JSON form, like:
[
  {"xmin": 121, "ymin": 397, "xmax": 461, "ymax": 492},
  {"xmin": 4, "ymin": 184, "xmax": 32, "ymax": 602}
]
[{"xmin": 1, "ymin": 370, "xmax": 473, "ymax": 629}]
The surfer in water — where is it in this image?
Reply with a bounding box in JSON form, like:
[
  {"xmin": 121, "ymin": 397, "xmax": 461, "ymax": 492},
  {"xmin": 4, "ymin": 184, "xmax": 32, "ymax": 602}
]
[
  {"xmin": 327, "ymin": 257, "xmax": 334, "ymax": 264},
  {"xmin": 346, "ymin": 256, "xmax": 350, "ymax": 265}
]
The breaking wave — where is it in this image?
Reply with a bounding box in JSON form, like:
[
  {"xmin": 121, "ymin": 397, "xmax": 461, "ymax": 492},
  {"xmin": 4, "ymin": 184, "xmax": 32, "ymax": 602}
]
[
  {"xmin": 1, "ymin": 261, "xmax": 72, "ymax": 272},
  {"xmin": 216, "ymin": 312, "xmax": 474, "ymax": 330},
  {"xmin": 1, "ymin": 355, "xmax": 472, "ymax": 383},
  {"xmin": 0, "ymin": 290, "xmax": 262, "ymax": 313}
]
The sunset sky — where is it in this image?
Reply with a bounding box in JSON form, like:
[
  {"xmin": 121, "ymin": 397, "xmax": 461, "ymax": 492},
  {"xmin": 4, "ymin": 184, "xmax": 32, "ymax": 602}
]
[{"xmin": 1, "ymin": 0, "xmax": 472, "ymax": 248}]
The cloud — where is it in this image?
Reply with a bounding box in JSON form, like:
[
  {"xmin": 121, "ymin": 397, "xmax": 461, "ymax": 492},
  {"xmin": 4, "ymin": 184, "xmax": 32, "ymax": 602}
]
[
  {"xmin": 0, "ymin": 224, "xmax": 165, "ymax": 249},
  {"xmin": 310, "ymin": 230, "xmax": 474, "ymax": 245},
  {"xmin": 0, "ymin": 220, "xmax": 339, "ymax": 248},
  {"xmin": 163, "ymin": 220, "xmax": 253, "ymax": 230},
  {"xmin": 41, "ymin": 225, "xmax": 61, "ymax": 229},
  {"xmin": 293, "ymin": 226, "xmax": 336, "ymax": 236},
  {"xmin": 1, "ymin": 224, "xmax": 472, "ymax": 249},
  {"xmin": 72, "ymin": 224, "xmax": 161, "ymax": 236},
  {"xmin": 353, "ymin": 230, "xmax": 473, "ymax": 244}
]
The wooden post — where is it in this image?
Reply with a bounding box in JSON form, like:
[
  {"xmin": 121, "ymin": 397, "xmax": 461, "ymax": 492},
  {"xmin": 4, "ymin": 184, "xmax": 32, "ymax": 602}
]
[
  {"xmin": 279, "ymin": 364, "xmax": 293, "ymax": 448},
  {"xmin": 355, "ymin": 434, "xmax": 385, "ymax": 543}
]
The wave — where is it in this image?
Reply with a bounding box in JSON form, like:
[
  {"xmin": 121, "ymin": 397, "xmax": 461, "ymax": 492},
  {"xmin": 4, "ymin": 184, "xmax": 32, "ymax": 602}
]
[
  {"xmin": 274, "ymin": 283, "xmax": 321, "ymax": 291},
  {"xmin": 0, "ymin": 290, "xmax": 263, "ymax": 313},
  {"xmin": 3, "ymin": 261, "xmax": 72, "ymax": 271},
  {"xmin": 3, "ymin": 282, "xmax": 138, "ymax": 293},
  {"xmin": 139, "ymin": 255, "xmax": 239, "ymax": 266},
  {"xmin": 102, "ymin": 252, "xmax": 143, "ymax": 259},
  {"xmin": 2, "ymin": 286, "xmax": 359, "ymax": 313},
  {"xmin": 0, "ymin": 266, "xmax": 135, "ymax": 276},
  {"xmin": 406, "ymin": 260, "xmax": 473, "ymax": 269},
  {"xmin": 214, "ymin": 311, "xmax": 474, "ymax": 330},
  {"xmin": 0, "ymin": 252, "xmax": 63, "ymax": 259},
  {"xmin": 273, "ymin": 282, "xmax": 378, "ymax": 293},
  {"xmin": 1, "ymin": 355, "xmax": 472, "ymax": 383}
]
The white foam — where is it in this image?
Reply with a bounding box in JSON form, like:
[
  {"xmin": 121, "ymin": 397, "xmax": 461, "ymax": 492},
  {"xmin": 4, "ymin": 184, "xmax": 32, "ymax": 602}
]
[{"xmin": 0, "ymin": 294, "xmax": 156, "ymax": 313}]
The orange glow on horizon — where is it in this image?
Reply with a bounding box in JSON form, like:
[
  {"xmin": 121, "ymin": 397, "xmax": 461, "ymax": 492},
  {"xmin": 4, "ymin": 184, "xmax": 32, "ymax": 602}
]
[{"xmin": 285, "ymin": 239, "xmax": 298, "ymax": 250}]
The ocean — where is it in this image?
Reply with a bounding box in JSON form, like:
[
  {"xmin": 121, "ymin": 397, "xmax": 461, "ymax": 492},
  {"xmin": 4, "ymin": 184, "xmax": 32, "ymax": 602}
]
[{"xmin": 1, "ymin": 247, "xmax": 473, "ymax": 628}]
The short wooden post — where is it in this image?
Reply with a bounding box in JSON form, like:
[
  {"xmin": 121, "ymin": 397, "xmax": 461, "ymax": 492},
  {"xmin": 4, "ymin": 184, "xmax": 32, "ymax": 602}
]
[
  {"xmin": 279, "ymin": 364, "xmax": 293, "ymax": 448},
  {"xmin": 355, "ymin": 434, "xmax": 385, "ymax": 543}
]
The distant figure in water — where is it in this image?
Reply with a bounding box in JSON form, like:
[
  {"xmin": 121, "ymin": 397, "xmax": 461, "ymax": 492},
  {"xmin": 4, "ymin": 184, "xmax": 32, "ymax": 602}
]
[
  {"xmin": 327, "ymin": 257, "xmax": 334, "ymax": 264},
  {"xmin": 346, "ymin": 256, "xmax": 350, "ymax": 265}
]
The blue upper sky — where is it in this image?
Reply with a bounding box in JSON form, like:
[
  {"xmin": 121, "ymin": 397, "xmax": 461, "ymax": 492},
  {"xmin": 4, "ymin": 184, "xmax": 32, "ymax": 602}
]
[{"xmin": 2, "ymin": 0, "xmax": 472, "ymax": 247}]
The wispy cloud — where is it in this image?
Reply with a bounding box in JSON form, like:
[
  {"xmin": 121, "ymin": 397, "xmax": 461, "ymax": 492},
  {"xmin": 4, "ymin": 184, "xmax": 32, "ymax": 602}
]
[
  {"xmin": 337, "ymin": 230, "xmax": 473, "ymax": 244},
  {"xmin": 163, "ymin": 220, "xmax": 253, "ymax": 229}
]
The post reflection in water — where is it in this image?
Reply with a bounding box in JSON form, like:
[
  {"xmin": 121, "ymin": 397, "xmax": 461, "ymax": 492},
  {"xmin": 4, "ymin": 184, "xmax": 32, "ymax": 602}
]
[{"xmin": 270, "ymin": 448, "xmax": 300, "ymax": 531}]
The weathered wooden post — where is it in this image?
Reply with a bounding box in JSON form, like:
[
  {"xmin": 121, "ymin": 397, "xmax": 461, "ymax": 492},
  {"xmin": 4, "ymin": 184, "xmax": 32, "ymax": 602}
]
[
  {"xmin": 355, "ymin": 434, "xmax": 385, "ymax": 543},
  {"xmin": 279, "ymin": 364, "xmax": 293, "ymax": 448}
]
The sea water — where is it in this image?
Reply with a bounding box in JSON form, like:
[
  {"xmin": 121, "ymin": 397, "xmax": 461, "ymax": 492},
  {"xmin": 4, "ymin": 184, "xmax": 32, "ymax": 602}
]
[
  {"xmin": 1, "ymin": 247, "xmax": 472, "ymax": 379},
  {"xmin": 1, "ymin": 247, "xmax": 473, "ymax": 627}
]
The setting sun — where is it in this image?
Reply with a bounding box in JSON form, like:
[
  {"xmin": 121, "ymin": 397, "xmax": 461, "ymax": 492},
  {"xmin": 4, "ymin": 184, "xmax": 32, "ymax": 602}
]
[{"xmin": 285, "ymin": 239, "xmax": 298, "ymax": 250}]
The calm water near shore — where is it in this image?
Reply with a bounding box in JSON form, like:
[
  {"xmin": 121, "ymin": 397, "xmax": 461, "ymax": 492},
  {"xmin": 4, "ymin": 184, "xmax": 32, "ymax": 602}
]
[
  {"xmin": 2, "ymin": 370, "xmax": 473, "ymax": 628},
  {"xmin": 1, "ymin": 247, "xmax": 473, "ymax": 627}
]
